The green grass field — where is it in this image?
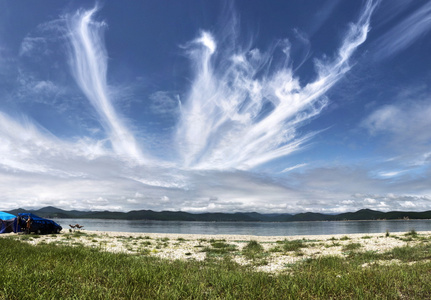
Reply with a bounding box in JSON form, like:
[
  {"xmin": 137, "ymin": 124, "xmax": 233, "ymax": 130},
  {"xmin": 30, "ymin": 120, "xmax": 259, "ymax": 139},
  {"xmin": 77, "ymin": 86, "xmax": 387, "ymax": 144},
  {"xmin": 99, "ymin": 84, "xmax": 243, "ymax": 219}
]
[{"xmin": 2, "ymin": 236, "xmax": 431, "ymax": 299}]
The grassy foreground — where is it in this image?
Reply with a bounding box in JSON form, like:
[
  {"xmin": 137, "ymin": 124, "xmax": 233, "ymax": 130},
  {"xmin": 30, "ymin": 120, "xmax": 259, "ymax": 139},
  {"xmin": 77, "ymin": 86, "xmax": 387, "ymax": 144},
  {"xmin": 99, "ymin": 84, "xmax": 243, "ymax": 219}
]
[{"xmin": 2, "ymin": 237, "xmax": 431, "ymax": 299}]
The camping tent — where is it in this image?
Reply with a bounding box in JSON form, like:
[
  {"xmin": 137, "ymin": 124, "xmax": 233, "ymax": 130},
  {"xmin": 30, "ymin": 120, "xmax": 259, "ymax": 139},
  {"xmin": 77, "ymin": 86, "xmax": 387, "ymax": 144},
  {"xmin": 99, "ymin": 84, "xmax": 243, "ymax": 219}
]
[
  {"xmin": 0, "ymin": 212, "xmax": 62, "ymax": 234},
  {"xmin": 18, "ymin": 213, "xmax": 62, "ymax": 234},
  {"xmin": 0, "ymin": 211, "xmax": 17, "ymax": 234}
]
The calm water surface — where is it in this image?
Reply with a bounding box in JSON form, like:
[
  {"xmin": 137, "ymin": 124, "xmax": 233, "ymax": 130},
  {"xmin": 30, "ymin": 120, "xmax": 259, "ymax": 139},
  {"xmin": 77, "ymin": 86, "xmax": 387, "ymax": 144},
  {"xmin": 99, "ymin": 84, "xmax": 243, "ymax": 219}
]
[{"xmin": 53, "ymin": 219, "xmax": 431, "ymax": 236}]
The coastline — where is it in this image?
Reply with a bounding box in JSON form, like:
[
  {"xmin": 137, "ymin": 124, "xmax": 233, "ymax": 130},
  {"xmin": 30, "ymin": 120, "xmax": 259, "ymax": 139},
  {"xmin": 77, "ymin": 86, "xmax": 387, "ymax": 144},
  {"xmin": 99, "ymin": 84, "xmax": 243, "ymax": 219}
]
[
  {"xmin": 83, "ymin": 229, "xmax": 431, "ymax": 241},
  {"xmin": 3, "ymin": 230, "xmax": 430, "ymax": 273}
]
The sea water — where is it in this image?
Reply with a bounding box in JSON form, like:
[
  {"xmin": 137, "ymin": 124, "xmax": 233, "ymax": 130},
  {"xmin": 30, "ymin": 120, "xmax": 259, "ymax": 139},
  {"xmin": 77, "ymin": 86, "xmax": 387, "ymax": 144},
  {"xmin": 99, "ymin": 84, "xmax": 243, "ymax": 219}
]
[{"xmin": 53, "ymin": 218, "xmax": 431, "ymax": 236}]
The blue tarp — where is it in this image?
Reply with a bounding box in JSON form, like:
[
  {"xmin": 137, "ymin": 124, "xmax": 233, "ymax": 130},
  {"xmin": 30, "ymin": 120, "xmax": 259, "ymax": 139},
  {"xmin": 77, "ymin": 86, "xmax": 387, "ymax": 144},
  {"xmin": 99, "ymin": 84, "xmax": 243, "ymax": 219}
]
[
  {"xmin": 18, "ymin": 213, "xmax": 47, "ymax": 221},
  {"xmin": 1, "ymin": 212, "xmax": 62, "ymax": 234},
  {"xmin": 18, "ymin": 213, "xmax": 62, "ymax": 234},
  {"xmin": 0, "ymin": 211, "xmax": 16, "ymax": 220},
  {"xmin": 0, "ymin": 211, "xmax": 16, "ymax": 233}
]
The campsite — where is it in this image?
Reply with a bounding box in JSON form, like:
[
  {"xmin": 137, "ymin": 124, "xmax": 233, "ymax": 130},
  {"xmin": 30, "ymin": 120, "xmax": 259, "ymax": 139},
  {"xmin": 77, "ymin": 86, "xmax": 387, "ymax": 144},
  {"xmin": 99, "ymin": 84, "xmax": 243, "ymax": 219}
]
[{"xmin": 0, "ymin": 211, "xmax": 62, "ymax": 235}]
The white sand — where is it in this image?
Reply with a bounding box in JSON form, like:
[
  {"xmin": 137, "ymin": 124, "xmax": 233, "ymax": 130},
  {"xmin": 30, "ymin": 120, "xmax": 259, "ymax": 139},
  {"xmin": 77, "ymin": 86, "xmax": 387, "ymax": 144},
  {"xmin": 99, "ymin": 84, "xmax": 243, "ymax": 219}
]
[{"xmin": 3, "ymin": 230, "xmax": 430, "ymax": 273}]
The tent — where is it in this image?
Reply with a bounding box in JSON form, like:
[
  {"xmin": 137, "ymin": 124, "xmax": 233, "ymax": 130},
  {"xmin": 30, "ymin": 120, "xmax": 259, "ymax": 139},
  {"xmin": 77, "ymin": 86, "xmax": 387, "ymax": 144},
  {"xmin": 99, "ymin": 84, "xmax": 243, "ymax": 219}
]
[
  {"xmin": 0, "ymin": 212, "xmax": 62, "ymax": 234},
  {"xmin": 0, "ymin": 211, "xmax": 17, "ymax": 234},
  {"xmin": 18, "ymin": 213, "xmax": 62, "ymax": 234}
]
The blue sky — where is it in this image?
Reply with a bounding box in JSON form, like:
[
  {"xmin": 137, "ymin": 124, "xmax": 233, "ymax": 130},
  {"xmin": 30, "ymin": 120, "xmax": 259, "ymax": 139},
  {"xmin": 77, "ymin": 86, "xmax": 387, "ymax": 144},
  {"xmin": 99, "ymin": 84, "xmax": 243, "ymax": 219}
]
[{"xmin": 0, "ymin": 0, "xmax": 430, "ymax": 213}]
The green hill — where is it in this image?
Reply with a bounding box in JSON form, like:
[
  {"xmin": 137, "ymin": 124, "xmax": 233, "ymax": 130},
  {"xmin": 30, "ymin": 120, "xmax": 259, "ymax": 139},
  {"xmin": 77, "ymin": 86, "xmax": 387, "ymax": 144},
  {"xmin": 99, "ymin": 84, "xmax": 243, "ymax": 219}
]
[{"xmin": 5, "ymin": 207, "xmax": 431, "ymax": 222}]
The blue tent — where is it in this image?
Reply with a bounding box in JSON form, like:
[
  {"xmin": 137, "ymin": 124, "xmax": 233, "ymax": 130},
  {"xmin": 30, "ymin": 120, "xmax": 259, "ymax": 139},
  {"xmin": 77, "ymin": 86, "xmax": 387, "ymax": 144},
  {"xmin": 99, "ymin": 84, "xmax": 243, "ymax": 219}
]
[
  {"xmin": 0, "ymin": 211, "xmax": 16, "ymax": 234},
  {"xmin": 18, "ymin": 213, "xmax": 62, "ymax": 234},
  {"xmin": 0, "ymin": 212, "xmax": 15, "ymax": 220}
]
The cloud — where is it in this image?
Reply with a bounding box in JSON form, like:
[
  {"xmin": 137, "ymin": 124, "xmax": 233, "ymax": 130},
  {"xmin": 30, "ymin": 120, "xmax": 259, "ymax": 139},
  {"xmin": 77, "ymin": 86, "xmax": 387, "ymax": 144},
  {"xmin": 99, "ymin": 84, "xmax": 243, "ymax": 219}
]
[
  {"xmin": 281, "ymin": 163, "xmax": 308, "ymax": 173},
  {"xmin": 373, "ymin": 1, "xmax": 431, "ymax": 60},
  {"xmin": 0, "ymin": 111, "xmax": 110, "ymax": 175},
  {"xmin": 19, "ymin": 37, "xmax": 47, "ymax": 57},
  {"xmin": 65, "ymin": 6, "xmax": 145, "ymax": 163},
  {"xmin": 278, "ymin": 166, "xmax": 431, "ymax": 213},
  {"xmin": 7, "ymin": 1, "xmax": 420, "ymax": 214},
  {"xmin": 359, "ymin": 84, "xmax": 431, "ymax": 183},
  {"xmin": 62, "ymin": 1, "xmax": 379, "ymax": 172},
  {"xmin": 362, "ymin": 95, "xmax": 431, "ymax": 148},
  {"xmin": 1, "ymin": 108, "xmax": 430, "ymax": 213},
  {"xmin": 176, "ymin": 0, "xmax": 378, "ymax": 170},
  {"xmin": 15, "ymin": 74, "xmax": 64, "ymax": 105},
  {"xmin": 18, "ymin": 20, "xmax": 64, "ymax": 58},
  {"xmin": 149, "ymin": 91, "xmax": 179, "ymax": 115}
]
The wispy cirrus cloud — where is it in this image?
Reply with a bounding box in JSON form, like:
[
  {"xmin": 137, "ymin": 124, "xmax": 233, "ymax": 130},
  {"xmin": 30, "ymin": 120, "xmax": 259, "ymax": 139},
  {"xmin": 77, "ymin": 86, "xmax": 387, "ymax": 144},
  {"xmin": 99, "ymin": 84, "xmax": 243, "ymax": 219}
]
[
  {"xmin": 373, "ymin": 1, "xmax": 431, "ymax": 60},
  {"xmin": 176, "ymin": 0, "xmax": 378, "ymax": 170},
  {"xmin": 66, "ymin": 7, "xmax": 145, "ymax": 163},
  {"xmin": 0, "ymin": 111, "xmax": 109, "ymax": 175}
]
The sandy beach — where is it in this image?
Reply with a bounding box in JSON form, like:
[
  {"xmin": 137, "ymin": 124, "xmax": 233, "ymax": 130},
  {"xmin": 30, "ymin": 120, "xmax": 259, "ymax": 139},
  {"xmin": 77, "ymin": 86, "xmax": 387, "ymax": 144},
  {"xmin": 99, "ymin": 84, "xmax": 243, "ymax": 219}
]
[{"xmin": 3, "ymin": 230, "xmax": 430, "ymax": 273}]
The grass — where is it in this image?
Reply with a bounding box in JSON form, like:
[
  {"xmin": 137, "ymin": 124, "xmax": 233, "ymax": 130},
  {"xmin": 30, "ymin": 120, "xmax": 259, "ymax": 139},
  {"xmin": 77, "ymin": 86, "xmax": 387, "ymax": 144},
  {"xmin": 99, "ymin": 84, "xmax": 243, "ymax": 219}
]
[
  {"xmin": 2, "ymin": 238, "xmax": 431, "ymax": 299},
  {"xmin": 203, "ymin": 241, "xmax": 237, "ymax": 257},
  {"xmin": 279, "ymin": 239, "xmax": 307, "ymax": 252},
  {"xmin": 242, "ymin": 240, "xmax": 265, "ymax": 260},
  {"xmin": 384, "ymin": 243, "xmax": 431, "ymax": 262},
  {"xmin": 342, "ymin": 242, "xmax": 362, "ymax": 252}
]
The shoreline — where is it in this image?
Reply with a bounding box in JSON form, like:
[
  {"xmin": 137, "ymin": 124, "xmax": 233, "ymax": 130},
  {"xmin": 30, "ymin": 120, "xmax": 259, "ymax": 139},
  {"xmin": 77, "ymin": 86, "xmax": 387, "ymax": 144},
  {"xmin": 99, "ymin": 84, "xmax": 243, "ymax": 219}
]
[
  {"xmin": 3, "ymin": 230, "xmax": 430, "ymax": 273},
  {"xmin": 81, "ymin": 229, "xmax": 431, "ymax": 242}
]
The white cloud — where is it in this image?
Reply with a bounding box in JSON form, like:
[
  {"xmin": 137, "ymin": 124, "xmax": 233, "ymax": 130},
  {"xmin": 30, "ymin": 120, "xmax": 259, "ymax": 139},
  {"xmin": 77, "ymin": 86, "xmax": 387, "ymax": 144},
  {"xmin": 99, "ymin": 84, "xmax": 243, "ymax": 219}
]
[
  {"xmin": 377, "ymin": 170, "xmax": 406, "ymax": 178},
  {"xmin": 160, "ymin": 196, "xmax": 170, "ymax": 203},
  {"xmin": 149, "ymin": 91, "xmax": 179, "ymax": 115},
  {"xmin": 364, "ymin": 198, "xmax": 376, "ymax": 204},
  {"xmin": 361, "ymin": 89, "xmax": 431, "ymax": 169},
  {"xmin": 362, "ymin": 102, "xmax": 431, "ymax": 140},
  {"xmin": 19, "ymin": 37, "xmax": 48, "ymax": 57},
  {"xmin": 33, "ymin": 80, "xmax": 58, "ymax": 94},
  {"xmin": 7, "ymin": 1, "xmax": 431, "ymax": 214},
  {"xmin": 281, "ymin": 163, "xmax": 307, "ymax": 173},
  {"xmin": 401, "ymin": 201, "xmax": 416, "ymax": 208},
  {"xmin": 373, "ymin": 1, "xmax": 431, "ymax": 60},
  {"xmin": 176, "ymin": 0, "xmax": 378, "ymax": 170},
  {"xmin": 66, "ymin": 7, "xmax": 145, "ymax": 163}
]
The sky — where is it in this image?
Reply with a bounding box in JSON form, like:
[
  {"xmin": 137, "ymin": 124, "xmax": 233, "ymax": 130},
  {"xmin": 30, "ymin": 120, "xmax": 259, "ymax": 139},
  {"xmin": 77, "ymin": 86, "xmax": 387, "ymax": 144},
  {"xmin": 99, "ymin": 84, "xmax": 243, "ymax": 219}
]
[{"xmin": 0, "ymin": 0, "xmax": 430, "ymax": 214}]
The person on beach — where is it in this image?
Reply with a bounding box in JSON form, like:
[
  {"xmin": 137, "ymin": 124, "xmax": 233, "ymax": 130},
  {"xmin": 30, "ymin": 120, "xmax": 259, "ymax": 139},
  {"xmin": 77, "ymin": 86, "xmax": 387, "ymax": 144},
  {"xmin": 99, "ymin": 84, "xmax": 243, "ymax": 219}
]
[{"xmin": 26, "ymin": 216, "xmax": 32, "ymax": 234}]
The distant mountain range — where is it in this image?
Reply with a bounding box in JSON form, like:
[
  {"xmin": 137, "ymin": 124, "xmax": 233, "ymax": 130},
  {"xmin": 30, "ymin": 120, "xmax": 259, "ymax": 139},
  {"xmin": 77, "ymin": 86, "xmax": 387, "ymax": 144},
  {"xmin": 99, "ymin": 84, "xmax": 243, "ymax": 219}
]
[{"xmin": 5, "ymin": 206, "xmax": 431, "ymax": 222}]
